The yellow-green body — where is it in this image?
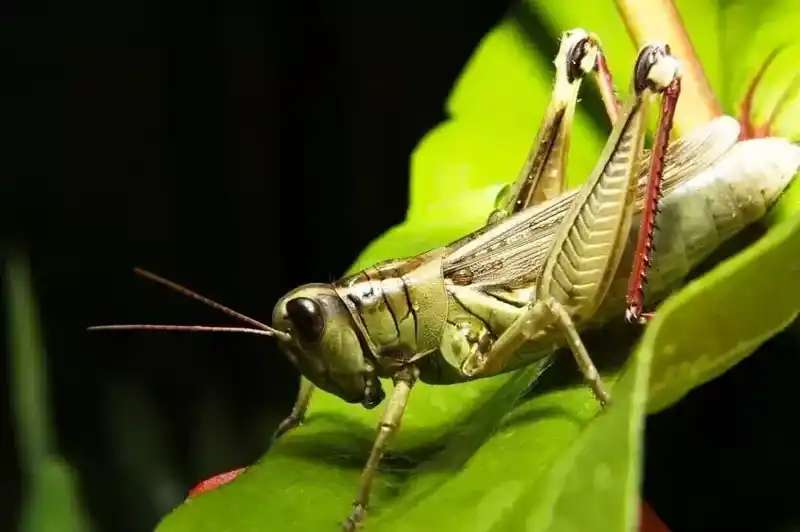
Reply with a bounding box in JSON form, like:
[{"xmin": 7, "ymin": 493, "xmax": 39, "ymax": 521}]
[{"xmin": 329, "ymin": 117, "xmax": 799, "ymax": 386}]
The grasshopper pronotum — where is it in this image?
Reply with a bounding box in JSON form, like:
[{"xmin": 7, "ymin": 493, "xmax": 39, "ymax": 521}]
[{"xmin": 91, "ymin": 29, "xmax": 800, "ymax": 530}]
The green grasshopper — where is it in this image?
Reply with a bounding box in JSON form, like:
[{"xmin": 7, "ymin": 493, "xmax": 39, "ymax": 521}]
[{"xmin": 91, "ymin": 29, "xmax": 800, "ymax": 530}]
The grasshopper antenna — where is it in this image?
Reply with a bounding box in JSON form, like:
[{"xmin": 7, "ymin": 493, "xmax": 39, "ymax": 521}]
[{"xmin": 87, "ymin": 268, "xmax": 292, "ymax": 342}]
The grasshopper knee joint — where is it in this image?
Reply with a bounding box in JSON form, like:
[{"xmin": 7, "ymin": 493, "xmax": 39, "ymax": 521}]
[{"xmin": 634, "ymin": 44, "xmax": 680, "ymax": 94}]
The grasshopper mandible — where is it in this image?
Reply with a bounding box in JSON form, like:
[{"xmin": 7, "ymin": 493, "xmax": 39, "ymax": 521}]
[{"xmin": 91, "ymin": 29, "xmax": 800, "ymax": 530}]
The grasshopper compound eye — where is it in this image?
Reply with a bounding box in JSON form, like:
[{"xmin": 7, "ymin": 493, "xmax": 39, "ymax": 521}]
[{"xmin": 285, "ymin": 297, "xmax": 325, "ymax": 343}]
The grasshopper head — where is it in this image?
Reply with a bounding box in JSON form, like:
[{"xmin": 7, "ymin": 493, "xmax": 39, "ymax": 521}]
[
  {"xmin": 272, "ymin": 283, "xmax": 385, "ymax": 409},
  {"xmin": 88, "ymin": 269, "xmax": 384, "ymax": 409}
]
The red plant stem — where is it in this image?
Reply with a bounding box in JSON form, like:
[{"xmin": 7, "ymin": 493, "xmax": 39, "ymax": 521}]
[
  {"xmin": 626, "ymin": 78, "xmax": 681, "ymax": 323},
  {"xmin": 738, "ymin": 48, "xmax": 782, "ymax": 139}
]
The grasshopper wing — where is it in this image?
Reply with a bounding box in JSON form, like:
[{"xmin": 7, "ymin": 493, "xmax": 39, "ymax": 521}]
[{"xmin": 444, "ymin": 116, "xmax": 742, "ymax": 290}]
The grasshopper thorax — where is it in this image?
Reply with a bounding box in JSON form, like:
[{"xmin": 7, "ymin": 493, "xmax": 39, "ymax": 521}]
[{"xmin": 272, "ymin": 283, "xmax": 385, "ymax": 409}]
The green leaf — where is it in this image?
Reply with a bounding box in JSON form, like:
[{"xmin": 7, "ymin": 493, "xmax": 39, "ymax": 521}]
[
  {"xmin": 157, "ymin": 2, "xmax": 800, "ymax": 531},
  {"xmin": 646, "ymin": 183, "xmax": 800, "ymax": 412}
]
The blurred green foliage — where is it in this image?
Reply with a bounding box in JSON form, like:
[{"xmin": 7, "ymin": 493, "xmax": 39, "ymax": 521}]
[{"xmin": 6, "ymin": 252, "xmax": 95, "ymax": 532}]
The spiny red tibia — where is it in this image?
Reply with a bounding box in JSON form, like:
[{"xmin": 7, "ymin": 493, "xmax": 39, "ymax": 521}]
[
  {"xmin": 639, "ymin": 500, "xmax": 672, "ymax": 532},
  {"xmin": 626, "ymin": 79, "xmax": 680, "ymax": 323},
  {"xmin": 187, "ymin": 467, "xmax": 247, "ymax": 498},
  {"xmin": 738, "ymin": 45, "xmax": 800, "ymax": 140}
]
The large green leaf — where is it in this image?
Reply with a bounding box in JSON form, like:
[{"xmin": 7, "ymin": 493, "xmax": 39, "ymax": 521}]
[{"xmin": 157, "ymin": 1, "xmax": 800, "ymax": 531}]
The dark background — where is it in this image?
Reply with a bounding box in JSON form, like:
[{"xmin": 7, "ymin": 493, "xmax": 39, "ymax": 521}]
[{"xmin": 3, "ymin": 2, "xmax": 800, "ymax": 532}]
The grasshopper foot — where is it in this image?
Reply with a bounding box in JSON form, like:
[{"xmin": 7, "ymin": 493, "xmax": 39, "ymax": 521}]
[
  {"xmin": 272, "ymin": 378, "xmax": 315, "ymax": 442},
  {"xmin": 625, "ymin": 307, "xmax": 655, "ymax": 325},
  {"xmin": 271, "ymin": 412, "xmax": 305, "ymax": 442},
  {"xmin": 639, "ymin": 311, "xmax": 655, "ymax": 323},
  {"xmin": 625, "ymin": 305, "xmax": 655, "ymax": 325},
  {"xmin": 594, "ymin": 383, "xmax": 613, "ymax": 408},
  {"xmin": 342, "ymin": 503, "xmax": 366, "ymax": 532}
]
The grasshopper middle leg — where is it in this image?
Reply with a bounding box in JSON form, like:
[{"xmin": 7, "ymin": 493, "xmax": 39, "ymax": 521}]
[{"xmin": 462, "ymin": 297, "xmax": 611, "ymax": 404}]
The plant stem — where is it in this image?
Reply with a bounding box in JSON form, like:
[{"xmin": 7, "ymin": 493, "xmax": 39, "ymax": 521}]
[{"xmin": 614, "ymin": 0, "xmax": 722, "ymax": 133}]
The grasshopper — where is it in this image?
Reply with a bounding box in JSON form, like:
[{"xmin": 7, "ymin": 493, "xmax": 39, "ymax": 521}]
[{"xmin": 91, "ymin": 29, "xmax": 800, "ymax": 530}]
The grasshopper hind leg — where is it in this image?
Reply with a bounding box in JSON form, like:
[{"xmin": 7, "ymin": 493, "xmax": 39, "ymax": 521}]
[
  {"xmin": 488, "ymin": 29, "xmax": 621, "ymax": 224},
  {"xmin": 465, "ymin": 43, "xmax": 683, "ymax": 408}
]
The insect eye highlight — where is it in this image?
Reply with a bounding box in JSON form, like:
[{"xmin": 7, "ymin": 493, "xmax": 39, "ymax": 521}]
[{"xmin": 285, "ymin": 297, "xmax": 325, "ymax": 343}]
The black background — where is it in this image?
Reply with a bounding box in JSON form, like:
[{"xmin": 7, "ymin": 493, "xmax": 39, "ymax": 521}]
[{"xmin": 3, "ymin": 2, "xmax": 800, "ymax": 532}]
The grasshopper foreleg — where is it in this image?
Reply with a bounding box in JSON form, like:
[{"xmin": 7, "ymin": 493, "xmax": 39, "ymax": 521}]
[
  {"xmin": 343, "ymin": 367, "xmax": 418, "ymax": 532},
  {"xmin": 272, "ymin": 376, "xmax": 316, "ymax": 441}
]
